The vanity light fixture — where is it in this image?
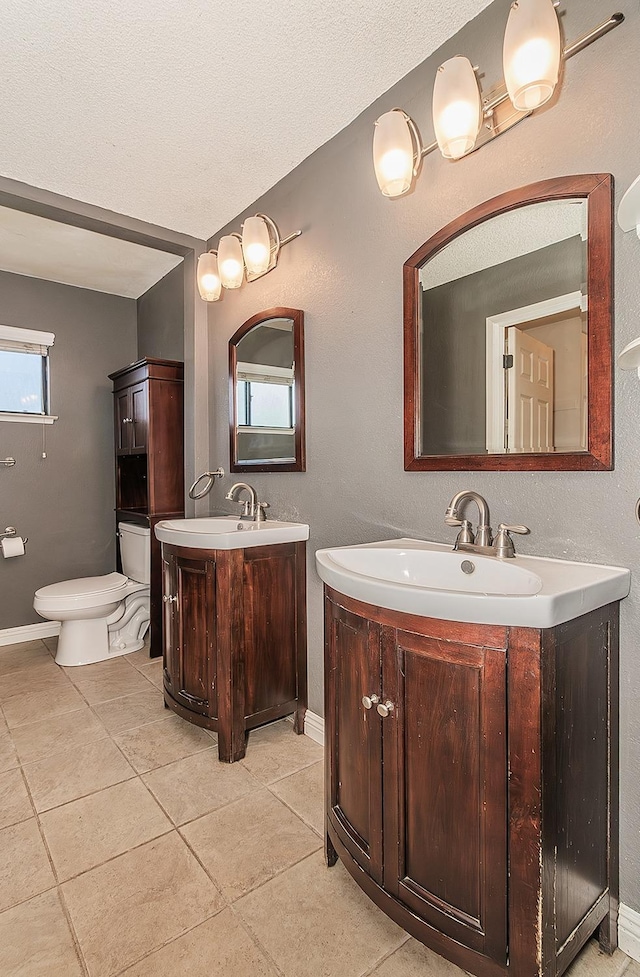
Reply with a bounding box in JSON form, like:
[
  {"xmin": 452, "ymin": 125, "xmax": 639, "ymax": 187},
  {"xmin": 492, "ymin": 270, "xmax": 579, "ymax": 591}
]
[
  {"xmin": 199, "ymin": 216, "xmax": 301, "ymax": 301},
  {"xmin": 217, "ymin": 234, "xmax": 245, "ymax": 290},
  {"xmin": 503, "ymin": 0, "xmax": 562, "ymax": 111},
  {"xmin": 432, "ymin": 56, "xmax": 482, "ymax": 160},
  {"xmin": 373, "ymin": 109, "xmax": 422, "ymax": 197},
  {"xmin": 372, "ymin": 9, "xmax": 624, "ymax": 197},
  {"xmin": 196, "ymin": 250, "xmax": 222, "ymax": 302},
  {"xmin": 616, "ymin": 175, "xmax": 640, "ymax": 377}
]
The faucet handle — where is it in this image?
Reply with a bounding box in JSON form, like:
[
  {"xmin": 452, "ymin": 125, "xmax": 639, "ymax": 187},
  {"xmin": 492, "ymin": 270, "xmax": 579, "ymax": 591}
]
[
  {"xmin": 256, "ymin": 502, "xmax": 270, "ymax": 522},
  {"xmin": 497, "ymin": 524, "xmax": 530, "ymax": 535}
]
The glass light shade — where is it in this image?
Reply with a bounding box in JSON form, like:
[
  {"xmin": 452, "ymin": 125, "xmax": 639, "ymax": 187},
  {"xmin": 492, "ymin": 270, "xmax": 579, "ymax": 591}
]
[
  {"xmin": 197, "ymin": 252, "xmax": 221, "ymax": 302},
  {"xmin": 432, "ymin": 56, "xmax": 482, "ymax": 160},
  {"xmin": 503, "ymin": 0, "xmax": 561, "ymax": 111},
  {"xmin": 218, "ymin": 235, "xmax": 244, "ymax": 289},
  {"xmin": 242, "ymin": 216, "xmax": 272, "ymax": 276},
  {"xmin": 373, "ymin": 110, "xmax": 416, "ymax": 197}
]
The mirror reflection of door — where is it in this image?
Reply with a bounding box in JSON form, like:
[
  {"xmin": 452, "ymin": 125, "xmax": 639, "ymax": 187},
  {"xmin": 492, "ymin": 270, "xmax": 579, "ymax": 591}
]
[{"xmin": 419, "ymin": 197, "xmax": 589, "ymax": 457}]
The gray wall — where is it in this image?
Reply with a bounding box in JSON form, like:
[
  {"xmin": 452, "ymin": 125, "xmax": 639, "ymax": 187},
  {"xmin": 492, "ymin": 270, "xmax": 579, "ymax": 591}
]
[
  {"xmin": 422, "ymin": 236, "xmax": 585, "ymax": 454},
  {"xmin": 202, "ymin": 0, "xmax": 640, "ymax": 909},
  {"xmin": 137, "ymin": 263, "xmax": 184, "ymax": 361},
  {"xmin": 0, "ymin": 270, "xmax": 137, "ymax": 627}
]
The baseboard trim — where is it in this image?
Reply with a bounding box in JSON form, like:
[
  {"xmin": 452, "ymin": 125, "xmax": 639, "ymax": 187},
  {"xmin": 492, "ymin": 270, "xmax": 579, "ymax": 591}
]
[
  {"xmin": 303, "ymin": 709, "xmax": 324, "ymax": 747},
  {"xmin": 620, "ymin": 903, "xmax": 640, "ymax": 963},
  {"xmin": 0, "ymin": 621, "xmax": 60, "ymax": 647}
]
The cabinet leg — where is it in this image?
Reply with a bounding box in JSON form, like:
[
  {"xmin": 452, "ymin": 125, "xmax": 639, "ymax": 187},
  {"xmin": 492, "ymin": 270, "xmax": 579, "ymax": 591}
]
[
  {"xmin": 326, "ymin": 832, "xmax": 338, "ymax": 868},
  {"xmin": 597, "ymin": 907, "xmax": 618, "ymax": 955},
  {"xmin": 217, "ymin": 729, "xmax": 247, "ymax": 763},
  {"xmin": 293, "ymin": 706, "xmax": 306, "ymax": 735}
]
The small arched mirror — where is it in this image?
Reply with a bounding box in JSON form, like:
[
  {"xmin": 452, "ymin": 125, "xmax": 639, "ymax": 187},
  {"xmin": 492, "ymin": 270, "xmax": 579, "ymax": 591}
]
[{"xmin": 229, "ymin": 308, "xmax": 305, "ymax": 473}]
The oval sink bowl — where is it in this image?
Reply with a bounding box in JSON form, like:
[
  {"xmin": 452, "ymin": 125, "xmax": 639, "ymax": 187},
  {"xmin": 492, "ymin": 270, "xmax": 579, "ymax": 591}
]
[
  {"xmin": 155, "ymin": 516, "xmax": 309, "ymax": 550},
  {"xmin": 315, "ymin": 538, "xmax": 630, "ymax": 629}
]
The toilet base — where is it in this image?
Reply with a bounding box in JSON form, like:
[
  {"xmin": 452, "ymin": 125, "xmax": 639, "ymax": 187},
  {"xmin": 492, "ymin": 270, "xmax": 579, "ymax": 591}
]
[{"xmin": 54, "ymin": 618, "xmax": 148, "ymax": 667}]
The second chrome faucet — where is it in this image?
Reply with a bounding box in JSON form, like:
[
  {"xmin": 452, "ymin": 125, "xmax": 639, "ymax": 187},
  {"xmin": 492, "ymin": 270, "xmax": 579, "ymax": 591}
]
[{"xmin": 444, "ymin": 490, "xmax": 529, "ymax": 559}]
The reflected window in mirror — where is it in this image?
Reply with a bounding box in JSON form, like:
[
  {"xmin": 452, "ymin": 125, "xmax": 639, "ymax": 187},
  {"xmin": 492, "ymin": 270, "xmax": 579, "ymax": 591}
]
[
  {"xmin": 230, "ymin": 308, "xmax": 305, "ymax": 472},
  {"xmin": 404, "ymin": 175, "xmax": 612, "ymax": 472}
]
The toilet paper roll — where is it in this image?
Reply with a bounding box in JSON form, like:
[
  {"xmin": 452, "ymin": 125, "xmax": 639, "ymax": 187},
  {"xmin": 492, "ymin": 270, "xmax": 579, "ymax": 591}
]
[{"xmin": 1, "ymin": 536, "xmax": 25, "ymax": 558}]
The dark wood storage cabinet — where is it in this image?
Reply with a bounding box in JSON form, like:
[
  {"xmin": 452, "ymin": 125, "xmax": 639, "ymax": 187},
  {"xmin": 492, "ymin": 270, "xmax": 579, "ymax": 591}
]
[
  {"xmin": 109, "ymin": 358, "xmax": 184, "ymax": 658},
  {"xmin": 162, "ymin": 540, "xmax": 307, "ymax": 762},
  {"xmin": 324, "ymin": 587, "xmax": 619, "ymax": 977}
]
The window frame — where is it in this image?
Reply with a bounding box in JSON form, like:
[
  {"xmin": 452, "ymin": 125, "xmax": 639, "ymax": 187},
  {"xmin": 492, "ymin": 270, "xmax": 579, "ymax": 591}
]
[{"xmin": 0, "ymin": 324, "xmax": 57, "ymax": 424}]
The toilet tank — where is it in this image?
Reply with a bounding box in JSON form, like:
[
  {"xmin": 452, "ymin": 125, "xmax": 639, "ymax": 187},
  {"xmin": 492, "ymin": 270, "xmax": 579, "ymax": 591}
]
[{"xmin": 118, "ymin": 522, "xmax": 150, "ymax": 584}]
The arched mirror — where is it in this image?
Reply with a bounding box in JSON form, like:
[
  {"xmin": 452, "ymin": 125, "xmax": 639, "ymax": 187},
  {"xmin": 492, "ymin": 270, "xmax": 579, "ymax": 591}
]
[
  {"xmin": 229, "ymin": 308, "xmax": 305, "ymax": 473},
  {"xmin": 404, "ymin": 174, "xmax": 613, "ymax": 471}
]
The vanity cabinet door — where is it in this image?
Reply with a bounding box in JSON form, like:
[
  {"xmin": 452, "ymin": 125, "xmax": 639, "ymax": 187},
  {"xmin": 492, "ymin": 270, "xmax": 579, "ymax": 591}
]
[
  {"xmin": 163, "ymin": 552, "xmax": 216, "ymax": 718},
  {"xmin": 382, "ymin": 627, "xmax": 508, "ymax": 965},
  {"xmin": 325, "ymin": 599, "xmax": 383, "ymax": 884}
]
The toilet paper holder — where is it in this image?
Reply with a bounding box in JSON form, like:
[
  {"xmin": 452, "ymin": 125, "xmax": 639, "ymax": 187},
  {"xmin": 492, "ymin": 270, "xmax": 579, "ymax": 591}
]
[{"xmin": 1, "ymin": 527, "xmax": 28, "ymax": 546}]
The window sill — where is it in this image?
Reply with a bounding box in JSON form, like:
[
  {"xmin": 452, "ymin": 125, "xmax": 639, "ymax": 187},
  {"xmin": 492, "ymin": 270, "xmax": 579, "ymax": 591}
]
[{"xmin": 0, "ymin": 413, "xmax": 58, "ymax": 425}]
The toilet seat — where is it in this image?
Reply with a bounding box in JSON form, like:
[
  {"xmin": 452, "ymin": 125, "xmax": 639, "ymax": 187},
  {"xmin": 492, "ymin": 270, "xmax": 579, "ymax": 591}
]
[{"xmin": 34, "ymin": 572, "xmax": 129, "ymax": 613}]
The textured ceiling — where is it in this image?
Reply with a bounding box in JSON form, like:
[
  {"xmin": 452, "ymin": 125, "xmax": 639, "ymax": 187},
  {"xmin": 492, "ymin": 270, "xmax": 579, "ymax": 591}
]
[
  {"xmin": 0, "ymin": 0, "xmax": 491, "ymax": 240},
  {"xmin": 0, "ymin": 206, "xmax": 183, "ymax": 297}
]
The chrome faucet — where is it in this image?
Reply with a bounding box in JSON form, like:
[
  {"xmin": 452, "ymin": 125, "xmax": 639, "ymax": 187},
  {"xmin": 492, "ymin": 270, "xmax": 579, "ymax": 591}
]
[
  {"xmin": 225, "ymin": 482, "xmax": 270, "ymax": 522},
  {"xmin": 444, "ymin": 490, "xmax": 529, "ymax": 558}
]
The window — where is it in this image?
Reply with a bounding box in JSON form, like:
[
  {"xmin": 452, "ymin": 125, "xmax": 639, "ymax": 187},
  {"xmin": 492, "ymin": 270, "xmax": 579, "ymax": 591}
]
[
  {"xmin": 236, "ymin": 363, "xmax": 294, "ymax": 432},
  {"xmin": 0, "ymin": 325, "xmax": 56, "ymax": 423}
]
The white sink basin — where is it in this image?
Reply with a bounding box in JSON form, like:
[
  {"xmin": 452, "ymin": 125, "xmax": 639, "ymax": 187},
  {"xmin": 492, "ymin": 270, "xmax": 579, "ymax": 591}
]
[
  {"xmin": 155, "ymin": 516, "xmax": 309, "ymax": 550},
  {"xmin": 315, "ymin": 538, "xmax": 630, "ymax": 628}
]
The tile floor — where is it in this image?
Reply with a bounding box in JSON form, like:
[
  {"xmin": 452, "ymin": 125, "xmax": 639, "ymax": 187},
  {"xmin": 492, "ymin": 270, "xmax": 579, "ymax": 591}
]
[{"xmin": 0, "ymin": 636, "xmax": 637, "ymax": 977}]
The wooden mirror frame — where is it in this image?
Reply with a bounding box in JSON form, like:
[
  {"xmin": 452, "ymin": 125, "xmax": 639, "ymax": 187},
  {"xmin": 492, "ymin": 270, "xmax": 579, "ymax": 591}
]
[
  {"xmin": 404, "ymin": 174, "xmax": 613, "ymax": 472},
  {"xmin": 229, "ymin": 307, "xmax": 305, "ymax": 473}
]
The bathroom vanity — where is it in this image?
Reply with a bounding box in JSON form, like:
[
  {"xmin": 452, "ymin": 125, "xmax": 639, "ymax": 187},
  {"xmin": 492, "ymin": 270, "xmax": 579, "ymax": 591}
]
[
  {"xmin": 317, "ymin": 539, "xmax": 630, "ymax": 977},
  {"xmin": 156, "ymin": 517, "xmax": 308, "ymax": 762}
]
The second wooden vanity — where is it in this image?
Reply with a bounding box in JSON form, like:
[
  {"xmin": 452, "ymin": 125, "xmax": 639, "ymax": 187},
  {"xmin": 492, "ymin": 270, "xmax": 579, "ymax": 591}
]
[
  {"xmin": 160, "ymin": 538, "xmax": 307, "ymax": 762},
  {"xmin": 323, "ymin": 583, "xmax": 621, "ymax": 977}
]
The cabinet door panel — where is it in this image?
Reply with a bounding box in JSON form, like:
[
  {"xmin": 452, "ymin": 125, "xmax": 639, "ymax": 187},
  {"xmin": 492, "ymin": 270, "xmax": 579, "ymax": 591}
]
[
  {"xmin": 115, "ymin": 390, "xmax": 131, "ymax": 454},
  {"xmin": 384, "ymin": 629, "xmax": 507, "ymax": 963},
  {"xmin": 326, "ymin": 601, "xmax": 383, "ymax": 883},
  {"xmin": 130, "ymin": 382, "xmax": 148, "ymax": 452},
  {"xmin": 172, "ymin": 555, "xmax": 215, "ymax": 716},
  {"xmin": 162, "ymin": 552, "xmax": 176, "ymax": 693}
]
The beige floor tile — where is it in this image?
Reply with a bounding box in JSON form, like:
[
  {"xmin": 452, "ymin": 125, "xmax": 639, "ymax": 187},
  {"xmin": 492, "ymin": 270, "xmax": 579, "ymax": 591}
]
[
  {"xmin": 2, "ymin": 683, "xmax": 85, "ymax": 728},
  {"xmin": 236, "ymin": 851, "xmax": 406, "ymax": 977},
  {"xmin": 567, "ymin": 939, "xmax": 632, "ymax": 977},
  {"xmin": 124, "ymin": 647, "xmax": 153, "ymax": 670},
  {"xmin": 0, "ymin": 888, "xmax": 84, "ymax": 976},
  {"xmin": 23, "ymin": 736, "xmax": 135, "ymax": 812},
  {"xmin": 120, "ymin": 908, "xmax": 280, "ymax": 976},
  {"xmin": 138, "ymin": 659, "xmax": 163, "ymax": 689},
  {"xmin": 270, "ymin": 759, "xmax": 324, "ymax": 835},
  {"xmin": 143, "ymin": 749, "xmax": 260, "ymax": 825},
  {"xmin": 93, "ymin": 687, "xmax": 167, "ymax": 733},
  {"xmin": 368, "ymin": 939, "xmax": 462, "ymax": 976},
  {"xmin": 0, "ymin": 641, "xmax": 51, "ymax": 678},
  {"xmin": 40, "ymin": 778, "xmax": 173, "ymax": 882},
  {"xmin": 0, "ymin": 661, "xmax": 73, "ymax": 702},
  {"xmin": 0, "ymin": 768, "xmax": 33, "ymax": 828},
  {"xmin": 62, "ymin": 832, "xmax": 225, "ymax": 977},
  {"xmin": 63, "ymin": 657, "xmax": 151, "ymax": 704},
  {"xmin": 10, "ymin": 704, "xmax": 108, "ymax": 764},
  {"xmin": 114, "ymin": 714, "xmax": 216, "ymax": 773},
  {"xmin": 625, "ymin": 961, "xmax": 640, "ymax": 977},
  {"xmin": 0, "ymin": 818, "xmax": 56, "ymax": 912},
  {"xmin": 0, "ymin": 730, "xmax": 18, "ymax": 771},
  {"xmin": 182, "ymin": 789, "xmax": 322, "ymax": 902},
  {"xmin": 42, "ymin": 635, "xmax": 58, "ymax": 655},
  {"xmin": 241, "ymin": 721, "xmax": 323, "ymax": 785}
]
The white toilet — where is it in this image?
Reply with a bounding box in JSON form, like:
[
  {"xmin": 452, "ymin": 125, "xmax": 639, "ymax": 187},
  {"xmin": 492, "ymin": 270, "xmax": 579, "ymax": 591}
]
[{"xmin": 34, "ymin": 522, "xmax": 151, "ymax": 667}]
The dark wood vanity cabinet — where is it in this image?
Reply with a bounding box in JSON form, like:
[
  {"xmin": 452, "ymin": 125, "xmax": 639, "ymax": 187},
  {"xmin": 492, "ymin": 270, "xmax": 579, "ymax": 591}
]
[
  {"xmin": 162, "ymin": 541, "xmax": 307, "ymax": 762},
  {"xmin": 109, "ymin": 358, "xmax": 185, "ymax": 657},
  {"xmin": 324, "ymin": 588, "xmax": 619, "ymax": 977}
]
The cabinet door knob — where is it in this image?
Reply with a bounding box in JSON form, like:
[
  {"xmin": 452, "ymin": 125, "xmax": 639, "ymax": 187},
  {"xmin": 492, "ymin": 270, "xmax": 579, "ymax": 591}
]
[
  {"xmin": 362, "ymin": 694, "xmax": 380, "ymax": 710},
  {"xmin": 163, "ymin": 594, "xmax": 177, "ymax": 604},
  {"xmin": 376, "ymin": 700, "xmax": 395, "ymax": 718},
  {"xmin": 122, "ymin": 417, "xmax": 133, "ymax": 424}
]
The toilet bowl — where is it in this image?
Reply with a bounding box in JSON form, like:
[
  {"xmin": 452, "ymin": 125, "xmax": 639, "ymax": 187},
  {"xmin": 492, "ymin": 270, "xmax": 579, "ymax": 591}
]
[{"xmin": 34, "ymin": 523, "xmax": 151, "ymax": 667}]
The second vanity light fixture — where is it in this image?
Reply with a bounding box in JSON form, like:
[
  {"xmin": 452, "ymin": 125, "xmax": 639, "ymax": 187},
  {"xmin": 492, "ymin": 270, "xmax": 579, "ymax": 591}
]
[
  {"xmin": 373, "ymin": 0, "xmax": 624, "ymax": 197},
  {"xmin": 197, "ymin": 214, "xmax": 302, "ymax": 302}
]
